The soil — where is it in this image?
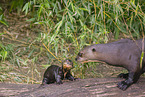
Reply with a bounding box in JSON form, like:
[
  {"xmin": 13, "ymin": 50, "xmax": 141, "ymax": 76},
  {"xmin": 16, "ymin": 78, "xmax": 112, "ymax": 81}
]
[{"xmin": 1, "ymin": 78, "xmax": 145, "ymax": 97}]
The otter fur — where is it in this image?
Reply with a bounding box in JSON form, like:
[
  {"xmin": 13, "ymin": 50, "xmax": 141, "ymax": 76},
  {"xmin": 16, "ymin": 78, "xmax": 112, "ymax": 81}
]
[
  {"xmin": 75, "ymin": 38, "xmax": 145, "ymax": 90},
  {"xmin": 41, "ymin": 59, "xmax": 75, "ymax": 86}
]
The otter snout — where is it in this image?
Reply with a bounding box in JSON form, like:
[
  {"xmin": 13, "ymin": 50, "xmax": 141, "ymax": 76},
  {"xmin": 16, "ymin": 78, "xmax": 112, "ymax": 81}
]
[
  {"xmin": 75, "ymin": 54, "xmax": 84, "ymax": 62},
  {"xmin": 75, "ymin": 55, "xmax": 80, "ymax": 61},
  {"xmin": 75, "ymin": 52, "xmax": 83, "ymax": 61}
]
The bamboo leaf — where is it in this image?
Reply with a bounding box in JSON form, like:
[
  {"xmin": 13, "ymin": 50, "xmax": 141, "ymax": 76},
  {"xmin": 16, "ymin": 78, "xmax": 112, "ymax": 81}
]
[
  {"xmin": 22, "ymin": 2, "xmax": 30, "ymax": 15},
  {"xmin": 0, "ymin": 14, "xmax": 8, "ymax": 27},
  {"xmin": 79, "ymin": 8, "xmax": 89, "ymax": 12},
  {"xmin": 140, "ymin": 52, "xmax": 144, "ymax": 69},
  {"xmin": 68, "ymin": 12, "xmax": 73, "ymax": 23}
]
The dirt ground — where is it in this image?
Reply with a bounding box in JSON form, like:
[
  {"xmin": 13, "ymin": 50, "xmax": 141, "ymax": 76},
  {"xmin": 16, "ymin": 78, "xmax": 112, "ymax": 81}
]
[{"xmin": 0, "ymin": 78, "xmax": 145, "ymax": 97}]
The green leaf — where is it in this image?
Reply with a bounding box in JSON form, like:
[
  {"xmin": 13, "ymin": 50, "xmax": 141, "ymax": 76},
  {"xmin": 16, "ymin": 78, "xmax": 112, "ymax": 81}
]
[
  {"xmin": 79, "ymin": 8, "xmax": 89, "ymax": 12},
  {"xmin": 0, "ymin": 14, "xmax": 8, "ymax": 27},
  {"xmin": 140, "ymin": 51, "xmax": 144, "ymax": 69},
  {"xmin": 22, "ymin": 2, "xmax": 30, "ymax": 15},
  {"xmin": 68, "ymin": 12, "xmax": 73, "ymax": 23}
]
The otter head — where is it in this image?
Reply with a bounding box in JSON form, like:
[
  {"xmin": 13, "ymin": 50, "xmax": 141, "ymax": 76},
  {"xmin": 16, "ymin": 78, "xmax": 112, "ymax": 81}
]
[
  {"xmin": 62, "ymin": 59, "xmax": 73, "ymax": 71},
  {"xmin": 75, "ymin": 45, "xmax": 102, "ymax": 63}
]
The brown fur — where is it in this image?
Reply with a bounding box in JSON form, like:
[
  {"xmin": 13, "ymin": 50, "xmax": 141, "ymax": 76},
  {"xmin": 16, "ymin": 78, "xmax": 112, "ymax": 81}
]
[{"xmin": 75, "ymin": 38, "xmax": 145, "ymax": 90}]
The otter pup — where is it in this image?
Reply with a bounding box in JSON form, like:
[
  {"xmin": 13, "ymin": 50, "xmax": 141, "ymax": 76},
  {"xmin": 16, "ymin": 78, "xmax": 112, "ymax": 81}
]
[
  {"xmin": 41, "ymin": 59, "xmax": 75, "ymax": 86},
  {"xmin": 75, "ymin": 38, "xmax": 145, "ymax": 91}
]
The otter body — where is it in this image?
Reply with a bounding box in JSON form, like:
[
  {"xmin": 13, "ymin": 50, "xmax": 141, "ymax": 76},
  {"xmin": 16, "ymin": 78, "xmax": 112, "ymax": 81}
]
[
  {"xmin": 75, "ymin": 38, "xmax": 145, "ymax": 90},
  {"xmin": 41, "ymin": 59, "xmax": 75, "ymax": 85}
]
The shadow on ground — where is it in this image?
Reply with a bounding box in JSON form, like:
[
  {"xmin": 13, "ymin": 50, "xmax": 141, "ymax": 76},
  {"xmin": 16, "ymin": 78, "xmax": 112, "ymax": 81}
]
[{"xmin": 0, "ymin": 78, "xmax": 145, "ymax": 97}]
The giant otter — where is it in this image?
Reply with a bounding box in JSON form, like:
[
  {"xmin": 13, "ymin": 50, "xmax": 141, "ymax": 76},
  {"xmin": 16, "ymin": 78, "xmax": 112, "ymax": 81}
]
[
  {"xmin": 41, "ymin": 59, "xmax": 75, "ymax": 86},
  {"xmin": 75, "ymin": 38, "xmax": 145, "ymax": 90}
]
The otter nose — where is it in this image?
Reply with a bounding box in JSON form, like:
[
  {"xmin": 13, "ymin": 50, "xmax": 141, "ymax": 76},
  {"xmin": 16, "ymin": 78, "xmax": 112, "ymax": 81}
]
[{"xmin": 75, "ymin": 58, "xmax": 77, "ymax": 61}]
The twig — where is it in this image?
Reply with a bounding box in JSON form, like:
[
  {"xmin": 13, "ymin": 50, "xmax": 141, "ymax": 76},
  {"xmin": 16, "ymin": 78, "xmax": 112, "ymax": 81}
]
[{"xmin": 42, "ymin": 42, "xmax": 61, "ymax": 63}]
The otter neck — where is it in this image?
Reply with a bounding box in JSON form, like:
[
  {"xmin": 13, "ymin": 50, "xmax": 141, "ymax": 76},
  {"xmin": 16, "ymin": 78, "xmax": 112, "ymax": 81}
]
[{"xmin": 93, "ymin": 44, "xmax": 118, "ymax": 65}]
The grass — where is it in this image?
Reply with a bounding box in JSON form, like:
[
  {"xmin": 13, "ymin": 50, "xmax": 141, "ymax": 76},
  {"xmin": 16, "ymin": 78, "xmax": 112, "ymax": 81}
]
[{"xmin": 0, "ymin": 0, "xmax": 144, "ymax": 84}]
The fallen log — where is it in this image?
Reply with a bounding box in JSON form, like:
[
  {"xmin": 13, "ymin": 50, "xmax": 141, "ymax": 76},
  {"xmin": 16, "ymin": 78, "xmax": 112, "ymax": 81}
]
[{"xmin": 0, "ymin": 78, "xmax": 145, "ymax": 97}]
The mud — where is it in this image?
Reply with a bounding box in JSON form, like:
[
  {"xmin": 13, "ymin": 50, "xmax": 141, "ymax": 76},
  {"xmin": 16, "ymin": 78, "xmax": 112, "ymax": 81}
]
[{"xmin": 0, "ymin": 78, "xmax": 145, "ymax": 97}]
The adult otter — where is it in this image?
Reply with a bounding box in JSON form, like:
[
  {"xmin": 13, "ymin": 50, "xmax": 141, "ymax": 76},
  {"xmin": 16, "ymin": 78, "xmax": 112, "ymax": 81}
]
[
  {"xmin": 41, "ymin": 59, "xmax": 75, "ymax": 86},
  {"xmin": 75, "ymin": 38, "xmax": 145, "ymax": 91}
]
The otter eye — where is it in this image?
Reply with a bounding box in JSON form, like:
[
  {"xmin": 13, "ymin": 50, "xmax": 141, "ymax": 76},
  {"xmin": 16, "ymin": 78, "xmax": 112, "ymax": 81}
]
[{"xmin": 78, "ymin": 52, "xmax": 83, "ymax": 57}]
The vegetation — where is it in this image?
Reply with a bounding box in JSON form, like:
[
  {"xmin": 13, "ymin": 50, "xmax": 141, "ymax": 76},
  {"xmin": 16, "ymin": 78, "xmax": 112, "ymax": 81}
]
[{"xmin": 0, "ymin": 0, "xmax": 144, "ymax": 84}]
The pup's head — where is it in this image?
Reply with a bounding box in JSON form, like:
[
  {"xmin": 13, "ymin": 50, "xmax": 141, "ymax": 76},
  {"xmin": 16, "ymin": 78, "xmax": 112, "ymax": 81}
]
[{"xmin": 62, "ymin": 59, "xmax": 73, "ymax": 71}]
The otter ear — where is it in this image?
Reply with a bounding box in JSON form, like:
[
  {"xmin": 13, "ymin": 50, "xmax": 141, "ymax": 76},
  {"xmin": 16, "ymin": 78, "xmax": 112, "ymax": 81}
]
[{"xmin": 92, "ymin": 48, "xmax": 96, "ymax": 52}]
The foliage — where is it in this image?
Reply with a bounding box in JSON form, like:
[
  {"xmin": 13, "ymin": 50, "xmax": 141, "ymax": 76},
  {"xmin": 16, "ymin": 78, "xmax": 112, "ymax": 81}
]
[
  {"xmin": 23, "ymin": 0, "xmax": 144, "ymax": 39},
  {"xmin": 0, "ymin": 43, "xmax": 8, "ymax": 61},
  {"xmin": 0, "ymin": 41, "xmax": 14, "ymax": 61},
  {"xmin": 0, "ymin": 7, "xmax": 8, "ymax": 27}
]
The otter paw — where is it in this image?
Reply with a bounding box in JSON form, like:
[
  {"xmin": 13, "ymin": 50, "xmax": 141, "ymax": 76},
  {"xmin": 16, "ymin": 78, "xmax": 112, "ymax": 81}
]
[
  {"xmin": 39, "ymin": 84, "xmax": 46, "ymax": 88},
  {"xmin": 117, "ymin": 73, "xmax": 125, "ymax": 78},
  {"xmin": 117, "ymin": 81, "xmax": 129, "ymax": 91},
  {"xmin": 57, "ymin": 81, "xmax": 63, "ymax": 85},
  {"xmin": 74, "ymin": 78, "xmax": 81, "ymax": 80},
  {"xmin": 117, "ymin": 73, "xmax": 128, "ymax": 79}
]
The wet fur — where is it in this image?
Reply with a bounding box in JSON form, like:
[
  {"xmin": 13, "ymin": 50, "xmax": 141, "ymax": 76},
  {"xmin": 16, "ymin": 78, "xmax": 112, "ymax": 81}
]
[{"xmin": 41, "ymin": 60, "xmax": 75, "ymax": 86}]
